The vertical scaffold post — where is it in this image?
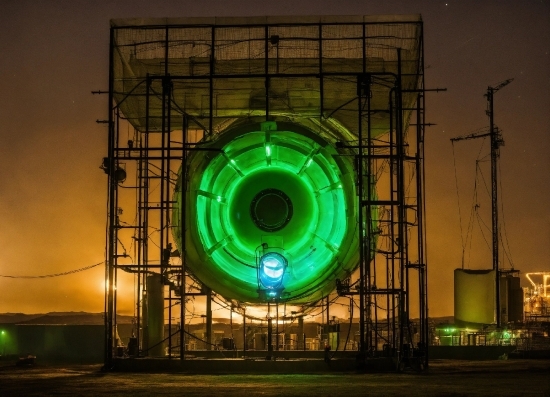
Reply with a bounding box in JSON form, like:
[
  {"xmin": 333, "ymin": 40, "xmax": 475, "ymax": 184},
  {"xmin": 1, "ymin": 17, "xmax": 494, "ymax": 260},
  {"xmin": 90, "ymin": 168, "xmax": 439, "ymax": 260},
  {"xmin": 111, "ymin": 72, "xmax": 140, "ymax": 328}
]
[{"xmin": 104, "ymin": 24, "xmax": 116, "ymax": 370}]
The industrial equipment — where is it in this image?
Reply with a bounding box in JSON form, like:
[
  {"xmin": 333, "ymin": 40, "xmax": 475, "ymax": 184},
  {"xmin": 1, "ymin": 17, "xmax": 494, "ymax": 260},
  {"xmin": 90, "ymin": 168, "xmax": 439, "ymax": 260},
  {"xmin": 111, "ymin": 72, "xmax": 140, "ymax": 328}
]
[{"xmin": 103, "ymin": 15, "xmax": 428, "ymax": 370}]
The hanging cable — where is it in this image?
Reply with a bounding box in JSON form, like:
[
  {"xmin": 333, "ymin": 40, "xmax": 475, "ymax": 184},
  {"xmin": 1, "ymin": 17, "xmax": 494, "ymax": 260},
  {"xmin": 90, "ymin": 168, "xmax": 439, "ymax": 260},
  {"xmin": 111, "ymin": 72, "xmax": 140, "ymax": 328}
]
[
  {"xmin": 475, "ymin": 210, "xmax": 492, "ymax": 251},
  {"xmin": 498, "ymin": 160, "xmax": 515, "ymax": 268},
  {"xmin": 455, "ymin": 136, "xmax": 497, "ymax": 269},
  {"xmin": 451, "ymin": 141, "xmax": 467, "ymax": 268},
  {"xmin": 0, "ymin": 262, "xmax": 104, "ymax": 278}
]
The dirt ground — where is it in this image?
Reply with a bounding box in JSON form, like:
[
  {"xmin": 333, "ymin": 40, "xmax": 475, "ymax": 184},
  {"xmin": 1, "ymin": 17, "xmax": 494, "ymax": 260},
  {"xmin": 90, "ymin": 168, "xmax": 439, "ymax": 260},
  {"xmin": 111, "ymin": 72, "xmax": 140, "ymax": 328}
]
[{"xmin": 0, "ymin": 359, "xmax": 549, "ymax": 396}]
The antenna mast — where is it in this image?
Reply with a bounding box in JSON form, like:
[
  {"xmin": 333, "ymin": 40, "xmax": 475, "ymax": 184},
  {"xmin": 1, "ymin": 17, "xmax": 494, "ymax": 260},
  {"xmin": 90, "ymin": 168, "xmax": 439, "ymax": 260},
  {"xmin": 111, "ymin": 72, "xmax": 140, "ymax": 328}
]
[
  {"xmin": 486, "ymin": 78, "xmax": 512, "ymax": 328},
  {"xmin": 451, "ymin": 78, "xmax": 513, "ymax": 328}
]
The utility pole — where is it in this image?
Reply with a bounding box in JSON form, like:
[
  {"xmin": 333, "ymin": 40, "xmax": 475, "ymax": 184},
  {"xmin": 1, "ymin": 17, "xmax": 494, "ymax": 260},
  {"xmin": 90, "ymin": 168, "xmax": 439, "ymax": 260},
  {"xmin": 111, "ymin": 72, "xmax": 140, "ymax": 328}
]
[
  {"xmin": 451, "ymin": 78, "xmax": 513, "ymax": 329},
  {"xmin": 486, "ymin": 78, "xmax": 512, "ymax": 328}
]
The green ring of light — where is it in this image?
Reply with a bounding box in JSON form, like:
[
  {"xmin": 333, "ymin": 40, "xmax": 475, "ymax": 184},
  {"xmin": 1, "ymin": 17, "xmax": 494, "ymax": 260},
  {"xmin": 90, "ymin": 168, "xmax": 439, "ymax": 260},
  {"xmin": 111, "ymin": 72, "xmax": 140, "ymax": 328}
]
[{"xmin": 174, "ymin": 121, "xmax": 362, "ymax": 304}]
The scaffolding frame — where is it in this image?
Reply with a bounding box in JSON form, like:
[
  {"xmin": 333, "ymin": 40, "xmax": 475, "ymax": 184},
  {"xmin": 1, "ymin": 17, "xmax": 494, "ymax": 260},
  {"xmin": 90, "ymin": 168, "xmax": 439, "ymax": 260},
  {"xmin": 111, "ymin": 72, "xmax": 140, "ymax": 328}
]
[{"xmin": 104, "ymin": 15, "xmax": 428, "ymax": 370}]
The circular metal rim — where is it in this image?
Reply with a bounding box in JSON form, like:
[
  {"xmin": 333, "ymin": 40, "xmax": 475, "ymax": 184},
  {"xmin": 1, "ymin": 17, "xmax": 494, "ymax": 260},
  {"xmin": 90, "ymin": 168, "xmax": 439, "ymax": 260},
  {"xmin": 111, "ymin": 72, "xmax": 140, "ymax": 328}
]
[{"xmin": 250, "ymin": 188, "xmax": 293, "ymax": 232}]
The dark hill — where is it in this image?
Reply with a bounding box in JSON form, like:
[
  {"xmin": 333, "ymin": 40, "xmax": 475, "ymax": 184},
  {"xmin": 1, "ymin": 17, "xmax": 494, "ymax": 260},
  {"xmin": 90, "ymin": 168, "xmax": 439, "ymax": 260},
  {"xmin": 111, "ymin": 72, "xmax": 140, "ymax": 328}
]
[{"xmin": 0, "ymin": 312, "xmax": 134, "ymax": 325}]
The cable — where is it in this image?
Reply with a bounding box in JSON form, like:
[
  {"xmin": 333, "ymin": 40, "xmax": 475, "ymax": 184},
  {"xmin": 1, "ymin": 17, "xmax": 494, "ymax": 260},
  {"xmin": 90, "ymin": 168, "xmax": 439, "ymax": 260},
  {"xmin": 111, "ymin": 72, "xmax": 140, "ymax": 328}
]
[
  {"xmin": 475, "ymin": 211, "xmax": 492, "ymax": 252},
  {"xmin": 451, "ymin": 141, "xmax": 466, "ymax": 266},
  {"xmin": 477, "ymin": 160, "xmax": 492, "ymax": 198},
  {"xmin": 0, "ymin": 261, "xmax": 104, "ymax": 279},
  {"xmin": 498, "ymin": 160, "xmax": 515, "ymax": 268}
]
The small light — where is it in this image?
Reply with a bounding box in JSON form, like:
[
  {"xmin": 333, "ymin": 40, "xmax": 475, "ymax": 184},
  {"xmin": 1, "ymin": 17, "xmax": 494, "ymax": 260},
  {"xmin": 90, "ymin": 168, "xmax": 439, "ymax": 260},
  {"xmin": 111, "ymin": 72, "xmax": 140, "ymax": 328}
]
[
  {"xmin": 265, "ymin": 145, "xmax": 271, "ymax": 157},
  {"xmin": 306, "ymin": 158, "xmax": 313, "ymax": 167},
  {"xmin": 230, "ymin": 159, "xmax": 236, "ymax": 165},
  {"xmin": 216, "ymin": 196, "xmax": 222, "ymax": 202},
  {"xmin": 105, "ymin": 281, "xmax": 117, "ymax": 291}
]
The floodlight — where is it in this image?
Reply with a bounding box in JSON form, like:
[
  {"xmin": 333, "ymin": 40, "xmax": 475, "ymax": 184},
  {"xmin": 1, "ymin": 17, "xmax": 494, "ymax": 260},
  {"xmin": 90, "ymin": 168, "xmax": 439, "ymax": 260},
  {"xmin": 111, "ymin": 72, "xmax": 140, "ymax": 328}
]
[{"xmin": 259, "ymin": 252, "xmax": 287, "ymax": 289}]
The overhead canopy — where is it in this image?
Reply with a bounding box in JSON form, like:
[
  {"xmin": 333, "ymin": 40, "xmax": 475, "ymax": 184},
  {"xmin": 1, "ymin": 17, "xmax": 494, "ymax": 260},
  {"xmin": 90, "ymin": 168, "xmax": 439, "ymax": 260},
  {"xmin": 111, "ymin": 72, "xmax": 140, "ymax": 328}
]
[{"xmin": 110, "ymin": 15, "xmax": 423, "ymax": 140}]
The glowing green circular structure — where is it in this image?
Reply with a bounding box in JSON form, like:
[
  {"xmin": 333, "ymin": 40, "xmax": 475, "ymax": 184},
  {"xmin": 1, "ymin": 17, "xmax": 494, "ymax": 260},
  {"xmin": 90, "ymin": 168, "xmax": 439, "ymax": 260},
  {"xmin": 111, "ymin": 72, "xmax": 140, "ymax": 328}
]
[{"xmin": 173, "ymin": 121, "xmax": 368, "ymax": 303}]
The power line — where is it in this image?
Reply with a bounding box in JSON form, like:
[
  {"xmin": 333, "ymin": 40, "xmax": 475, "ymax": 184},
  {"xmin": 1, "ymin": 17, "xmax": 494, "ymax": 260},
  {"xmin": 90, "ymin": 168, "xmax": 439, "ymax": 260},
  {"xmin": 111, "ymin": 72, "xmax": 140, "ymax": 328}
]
[
  {"xmin": 0, "ymin": 262, "xmax": 104, "ymax": 279},
  {"xmin": 451, "ymin": 141, "xmax": 466, "ymax": 266}
]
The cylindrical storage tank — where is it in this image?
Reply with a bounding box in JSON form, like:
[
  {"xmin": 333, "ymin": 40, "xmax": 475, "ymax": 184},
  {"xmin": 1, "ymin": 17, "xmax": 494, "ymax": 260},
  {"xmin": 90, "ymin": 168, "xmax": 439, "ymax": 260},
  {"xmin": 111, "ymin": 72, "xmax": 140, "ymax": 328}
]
[
  {"xmin": 173, "ymin": 121, "xmax": 377, "ymax": 304},
  {"xmin": 145, "ymin": 273, "xmax": 165, "ymax": 356},
  {"xmin": 454, "ymin": 269, "xmax": 495, "ymax": 325},
  {"xmin": 498, "ymin": 275, "xmax": 524, "ymax": 324}
]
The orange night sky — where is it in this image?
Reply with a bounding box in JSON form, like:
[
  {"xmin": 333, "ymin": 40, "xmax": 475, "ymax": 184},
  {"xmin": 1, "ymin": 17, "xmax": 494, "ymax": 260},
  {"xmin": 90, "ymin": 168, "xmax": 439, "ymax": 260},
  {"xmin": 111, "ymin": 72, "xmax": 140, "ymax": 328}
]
[{"xmin": 0, "ymin": 0, "xmax": 548, "ymax": 317}]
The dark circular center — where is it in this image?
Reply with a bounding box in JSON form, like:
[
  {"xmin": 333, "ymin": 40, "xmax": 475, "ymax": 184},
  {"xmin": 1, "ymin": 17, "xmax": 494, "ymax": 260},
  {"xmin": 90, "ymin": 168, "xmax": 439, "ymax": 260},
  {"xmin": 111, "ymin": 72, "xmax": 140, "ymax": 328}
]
[{"xmin": 250, "ymin": 188, "xmax": 293, "ymax": 232}]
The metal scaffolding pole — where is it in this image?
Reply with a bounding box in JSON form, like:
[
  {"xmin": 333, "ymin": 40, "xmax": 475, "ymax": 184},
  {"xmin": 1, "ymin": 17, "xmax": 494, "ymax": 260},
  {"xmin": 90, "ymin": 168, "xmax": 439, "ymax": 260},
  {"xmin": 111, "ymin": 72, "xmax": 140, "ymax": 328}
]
[{"xmin": 104, "ymin": 17, "xmax": 428, "ymax": 370}]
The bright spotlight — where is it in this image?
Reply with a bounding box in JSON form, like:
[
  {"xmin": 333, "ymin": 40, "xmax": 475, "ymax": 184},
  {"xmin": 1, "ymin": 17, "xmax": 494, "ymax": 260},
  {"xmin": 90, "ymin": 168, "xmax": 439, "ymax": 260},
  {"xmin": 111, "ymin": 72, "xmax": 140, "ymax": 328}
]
[{"xmin": 259, "ymin": 252, "xmax": 287, "ymax": 290}]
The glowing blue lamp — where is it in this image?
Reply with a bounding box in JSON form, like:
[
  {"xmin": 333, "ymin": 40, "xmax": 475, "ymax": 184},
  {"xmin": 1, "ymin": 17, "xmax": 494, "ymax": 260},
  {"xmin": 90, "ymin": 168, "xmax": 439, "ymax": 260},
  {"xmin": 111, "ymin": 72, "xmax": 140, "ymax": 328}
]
[{"xmin": 258, "ymin": 252, "xmax": 287, "ymax": 290}]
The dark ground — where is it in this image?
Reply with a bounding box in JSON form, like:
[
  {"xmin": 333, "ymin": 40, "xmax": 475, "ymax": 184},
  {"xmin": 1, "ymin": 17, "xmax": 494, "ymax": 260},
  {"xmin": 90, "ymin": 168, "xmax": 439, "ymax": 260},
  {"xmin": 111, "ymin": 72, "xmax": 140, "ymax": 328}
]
[{"xmin": 0, "ymin": 359, "xmax": 549, "ymax": 396}]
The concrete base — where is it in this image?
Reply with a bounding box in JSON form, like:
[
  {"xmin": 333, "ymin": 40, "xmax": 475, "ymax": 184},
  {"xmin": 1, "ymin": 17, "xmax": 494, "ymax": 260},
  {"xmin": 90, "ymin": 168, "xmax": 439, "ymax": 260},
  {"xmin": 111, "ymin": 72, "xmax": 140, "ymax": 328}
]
[
  {"xmin": 113, "ymin": 346, "xmax": 541, "ymax": 373},
  {"xmin": 112, "ymin": 355, "xmax": 397, "ymax": 374}
]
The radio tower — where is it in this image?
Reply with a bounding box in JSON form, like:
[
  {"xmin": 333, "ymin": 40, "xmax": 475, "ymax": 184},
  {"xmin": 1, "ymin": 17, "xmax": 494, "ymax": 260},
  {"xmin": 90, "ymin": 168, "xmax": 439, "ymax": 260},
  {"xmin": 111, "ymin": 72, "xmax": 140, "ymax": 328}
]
[{"xmin": 451, "ymin": 78, "xmax": 513, "ymax": 328}]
